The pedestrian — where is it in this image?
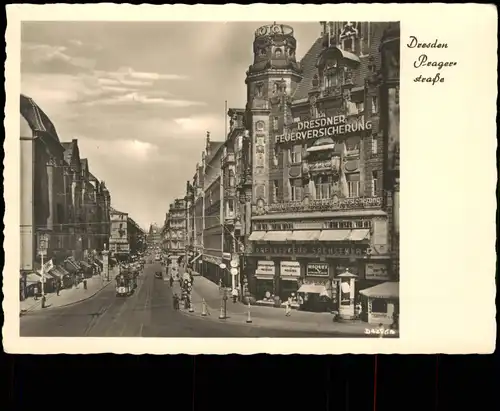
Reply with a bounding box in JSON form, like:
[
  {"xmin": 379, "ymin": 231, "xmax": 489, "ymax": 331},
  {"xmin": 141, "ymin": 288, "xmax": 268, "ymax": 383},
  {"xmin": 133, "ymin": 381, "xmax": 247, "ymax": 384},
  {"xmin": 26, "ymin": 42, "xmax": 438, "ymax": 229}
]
[
  {"xmin": 169, "ymin": 276, "xmax": 173, "ymax": 287},
  {"xmin": 83, "ymin": 278, "xmax": 88, "ymax": 290},
  {"xmin": 56, "ymin": 281, "xmax": 60, "ymax": 296},
  {"xmin": 33, "ymin": 285, "xmax": 39, "ymax": 300},
  {"xmin": 173, "ymin": 293, "xmax": 179, "ymax": 310},
  {"xmin": 231, "ymin": 287, "xmax": 238, "ymax": 303},
  {"xmin": 285, "ymin": 297, "xmax": 292, "ymax": 317}
]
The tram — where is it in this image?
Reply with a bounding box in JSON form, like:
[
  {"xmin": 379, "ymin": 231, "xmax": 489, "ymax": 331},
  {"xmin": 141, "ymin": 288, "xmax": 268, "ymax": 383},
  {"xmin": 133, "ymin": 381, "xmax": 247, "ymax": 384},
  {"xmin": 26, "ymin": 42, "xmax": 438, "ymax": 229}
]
[{"xmin": 115, "ymin": 271, "xmax": 137, "ymax": 297}]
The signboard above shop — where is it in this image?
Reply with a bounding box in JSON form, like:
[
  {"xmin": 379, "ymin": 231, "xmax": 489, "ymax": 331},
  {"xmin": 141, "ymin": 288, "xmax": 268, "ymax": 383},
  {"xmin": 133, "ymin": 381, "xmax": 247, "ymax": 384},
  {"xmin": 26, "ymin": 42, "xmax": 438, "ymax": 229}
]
[
  {"xmin": 252, "ymin": 244, "xmax": 369, "ymax": 257},
  {"xmin": 280, "ymin": 261, "xmax": 300, "ymax": 277},
  {"xmin": 365, "ymin": 263, "xmax": 390, "ymax": 281},
  {"xmin": 307, "ymin": 263, "xmax": 329, "ymax": 277},
  {"xmin": 256, "ymin": 261, "xmax": 275, "ymax": 276}
]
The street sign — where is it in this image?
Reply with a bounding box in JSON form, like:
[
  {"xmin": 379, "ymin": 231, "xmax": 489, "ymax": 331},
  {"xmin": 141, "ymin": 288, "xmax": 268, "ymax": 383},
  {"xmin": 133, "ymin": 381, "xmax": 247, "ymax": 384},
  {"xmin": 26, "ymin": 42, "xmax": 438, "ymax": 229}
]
[
  {"xmin": 219, "ymin": 263, "xmax": 227, "ymax": 270},
  {"xmin": 230, "ymin": 259, "xmax": 239, "ymax": 268},
  {"xmin": 37, "ymin": 232, "xmax": 49, "ymax": 255},
  {"xmin": 230, "ymin": 267, "xmax": 238, "ymax": 276}
]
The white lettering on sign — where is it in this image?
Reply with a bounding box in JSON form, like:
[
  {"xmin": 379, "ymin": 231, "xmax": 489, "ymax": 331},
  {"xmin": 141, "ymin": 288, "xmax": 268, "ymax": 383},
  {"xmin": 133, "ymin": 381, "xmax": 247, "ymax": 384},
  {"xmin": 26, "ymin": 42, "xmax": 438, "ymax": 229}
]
[
  {"xmin": 307, "ymin": 263, "xmax": 329, "ymax": 277},
  {"xmin": 280, "ymin": 261, "xmax": 301, "ymax": 277},
  {"xmin": 275, "ymin": 115, "xmax": 372, "ymax": 144}
]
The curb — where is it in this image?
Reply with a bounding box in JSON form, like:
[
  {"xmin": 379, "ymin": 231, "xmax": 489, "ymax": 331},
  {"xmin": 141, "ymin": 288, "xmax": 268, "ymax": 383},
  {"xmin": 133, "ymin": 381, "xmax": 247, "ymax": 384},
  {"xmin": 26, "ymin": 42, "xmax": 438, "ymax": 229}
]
[
  {"xmin": 21, "ymin": 281, "xmax": 112, "ymax": 315},
  {"xmin": 177, "ymin": 306, "xmax": 369, "ymax": 336}
]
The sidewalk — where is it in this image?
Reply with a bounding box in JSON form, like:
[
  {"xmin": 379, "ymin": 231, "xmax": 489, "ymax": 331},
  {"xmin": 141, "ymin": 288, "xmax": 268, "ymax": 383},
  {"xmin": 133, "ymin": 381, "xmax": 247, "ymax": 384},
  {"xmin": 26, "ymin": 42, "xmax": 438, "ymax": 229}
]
[
  {"xmin": 20, "ymin": 267, "xmax": 119, "ymax": 314},
  {"xmin": 177, "ymin": 276, "xmax": 380, "ymax": 336}
]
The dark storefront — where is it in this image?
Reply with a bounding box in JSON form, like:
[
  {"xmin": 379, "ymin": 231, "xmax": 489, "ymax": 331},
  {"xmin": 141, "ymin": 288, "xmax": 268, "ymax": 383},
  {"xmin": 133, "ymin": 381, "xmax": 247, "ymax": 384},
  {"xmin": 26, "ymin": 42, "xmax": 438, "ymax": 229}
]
[{"xmin": 247, "ymin": 240, "xmax": 390, "ymax": 313}]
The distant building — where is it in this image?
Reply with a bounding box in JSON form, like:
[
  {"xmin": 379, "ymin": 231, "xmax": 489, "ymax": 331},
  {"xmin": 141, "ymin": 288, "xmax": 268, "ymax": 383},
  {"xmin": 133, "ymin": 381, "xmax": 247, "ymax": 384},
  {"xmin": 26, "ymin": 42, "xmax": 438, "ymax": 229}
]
[
  {"xmin": 109, "ymin": 208, "xmax": 129, "ymax": 260},
  {"xmin": 163, "ymin": 198, "xmax": 187, "ymax": 256},
  {"xmin": 147, "ymin": 223, "xmax": 162, "ymax": 245}
]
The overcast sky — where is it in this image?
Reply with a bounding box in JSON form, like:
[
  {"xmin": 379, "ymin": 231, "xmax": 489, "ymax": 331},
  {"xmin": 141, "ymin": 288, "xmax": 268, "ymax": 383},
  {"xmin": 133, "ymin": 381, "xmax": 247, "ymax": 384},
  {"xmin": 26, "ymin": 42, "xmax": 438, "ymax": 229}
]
[{"xmin": 21, "ymin": 21, "xmax": 320, "ymax": 230}]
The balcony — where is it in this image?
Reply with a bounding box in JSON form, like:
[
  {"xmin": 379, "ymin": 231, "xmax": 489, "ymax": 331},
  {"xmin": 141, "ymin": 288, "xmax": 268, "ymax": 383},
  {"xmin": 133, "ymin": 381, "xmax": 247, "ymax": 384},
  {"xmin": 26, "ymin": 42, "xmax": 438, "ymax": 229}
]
[
  {"xmin": 321, "ymin": 86, "xmax": 342, "ymax": 98},
  {"xmin": 266, "ymin": 196, "xmax": 383, "ymax": 214}
]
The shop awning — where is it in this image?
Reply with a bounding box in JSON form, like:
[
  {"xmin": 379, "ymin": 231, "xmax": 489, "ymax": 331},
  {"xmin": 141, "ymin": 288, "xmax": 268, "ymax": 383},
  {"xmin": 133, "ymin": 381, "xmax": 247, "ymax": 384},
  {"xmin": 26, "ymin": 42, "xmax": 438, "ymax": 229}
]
[
  {"xmin": 319, "ymin": 229, "xmax": 351, "ymax": 241},
  {"xmin": 289, "ymin": 230, "xmax": 321, "ymax": 241},
  {"xmin": 306, "ymin": 143, "xmax": 336, "ymax": 152},
  {"xmin": 255, "ymin": 274, "xmax": 274, "ymax": 280},
  {"xmin": 64, "ymin": 259, "xmax": 80, "ymax": 273},
  {"xmin": 80, "ymin": 261, "xmax": 91, "ymax": 269},
  {"xmin": 359, "ymin": 282, "xmax": 399, "ymax": 299},
  {"xmin": 49, "ymin": 267, "xmax": 64, "ymax": 278},
  {"xmin": 26, "ymin": 273, "xmax": 41, "ymax": 284},
  {"xmin": 262, "ymin": 231, "xmax": 293, "ymax": 242},
  {"xmin": 349, "ymin": 229, "xmax": 370, "ymax": 241},
  {"xmin": 56, "ymin": 265, "xmax": 69, "ymax": 275},
  {"xmin": 298, "ymin": 284, "xmax": 329, "ymax": 297},
  {"xmin": 248, "ymin": 231, "xmax": 266, "ymax": 241},
  {"xmin": 189, "ymin": 253, "xmax": 203, "ymax": 264}
]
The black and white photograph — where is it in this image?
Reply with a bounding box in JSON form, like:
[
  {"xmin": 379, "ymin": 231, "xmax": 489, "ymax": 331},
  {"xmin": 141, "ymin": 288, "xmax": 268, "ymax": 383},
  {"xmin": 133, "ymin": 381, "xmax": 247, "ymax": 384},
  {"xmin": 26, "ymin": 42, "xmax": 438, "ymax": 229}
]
[
  {"xmin": 16, "ymin": 19, "xmax": 401, "ymax": 339},
  {"xmin": 4, "ymin": 4, "xmax": 496, "ymax": 354}
]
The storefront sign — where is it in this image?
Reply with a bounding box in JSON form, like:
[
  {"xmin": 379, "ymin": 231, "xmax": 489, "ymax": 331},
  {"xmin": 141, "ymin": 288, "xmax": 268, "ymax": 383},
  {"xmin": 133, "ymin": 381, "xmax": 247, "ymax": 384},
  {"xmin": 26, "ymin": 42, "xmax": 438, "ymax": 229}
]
[
  {"xmin": 365, "ymin": 263, "xmax": 390, "ymax": 280},
  {"xmin": 252, "ymin": 244, "xmax": 368, "ymax": 257},
  {"xmin": 280, "ymin": 261, "xmax": 300, "ymax": 277},
  {"xmin": 256, "ymin": 261, "xmax": 275, "ymax": 276},
  {"xmin": 307, "ymin": 263, "xmax": 329, "ymax": 277},
  {"xmin": 203, "ymin": 255, "xmax": 222, "ymax": 266},
  {"xmin": 266, "ymin": 197, "xmax": 382, "ymax": 214},
  {"xmin": 275, "ymin": 115, "xmax": 372, "ymax": 144}
]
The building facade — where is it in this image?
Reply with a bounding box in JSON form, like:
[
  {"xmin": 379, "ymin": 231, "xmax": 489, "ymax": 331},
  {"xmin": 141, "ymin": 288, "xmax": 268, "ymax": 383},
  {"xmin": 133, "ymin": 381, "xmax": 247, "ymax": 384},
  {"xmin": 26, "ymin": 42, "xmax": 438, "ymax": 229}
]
[
  {"xmin": 20, "ymin": 94, "xmax": 114, "ymax": 300},
  {"xmin": 147, "ymin": 223, "xmax": 162, "ymax": 245},
  {"xmin": 234, "ymin": 22, "xmax": 399, "ymax": 320},
  {"xmin": 164, "ymin": 198, "xmax": 187, "ymax": 256},
  {"xmin": 109, "ymin": 208, "xmax": 130, "ymax": 260},
  {"xmin": 200, "ymin": 132, "xmax": 226, "ymax": 284},
  {"xmin": 129, "ymin": 218, "xmax": 146, "ymax": 254},
  {"xmin": 165, "ymin": 22, "xmax": 400, "ymax": 324},
  {"xmin": 20, "ymin": 94, "xmax": 68, "ymax": 298}
]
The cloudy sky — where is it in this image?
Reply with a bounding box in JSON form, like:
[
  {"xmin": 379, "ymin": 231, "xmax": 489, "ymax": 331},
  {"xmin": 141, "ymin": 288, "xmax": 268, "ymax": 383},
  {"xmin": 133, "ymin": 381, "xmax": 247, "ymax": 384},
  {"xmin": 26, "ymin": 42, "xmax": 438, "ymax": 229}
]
[{"xmin": 21, "ymin": 21, "xmax": 320, "ymax": 230}]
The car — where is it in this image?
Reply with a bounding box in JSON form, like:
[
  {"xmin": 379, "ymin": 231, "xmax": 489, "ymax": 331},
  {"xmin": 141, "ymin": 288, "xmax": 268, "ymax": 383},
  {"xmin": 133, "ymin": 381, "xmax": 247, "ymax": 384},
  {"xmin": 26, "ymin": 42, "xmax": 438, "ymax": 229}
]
[{"xmin": 154, "ymin": 271, "xmax": 163, "ymax": 279}]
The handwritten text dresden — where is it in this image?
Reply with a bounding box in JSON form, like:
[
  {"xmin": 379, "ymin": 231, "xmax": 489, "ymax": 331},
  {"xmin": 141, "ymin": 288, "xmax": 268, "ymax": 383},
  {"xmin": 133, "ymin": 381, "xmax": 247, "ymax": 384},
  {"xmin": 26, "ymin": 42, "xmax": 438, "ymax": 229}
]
[{"xmin": 407, "ymin": 36, "xmax": 458, "ymax": 85}]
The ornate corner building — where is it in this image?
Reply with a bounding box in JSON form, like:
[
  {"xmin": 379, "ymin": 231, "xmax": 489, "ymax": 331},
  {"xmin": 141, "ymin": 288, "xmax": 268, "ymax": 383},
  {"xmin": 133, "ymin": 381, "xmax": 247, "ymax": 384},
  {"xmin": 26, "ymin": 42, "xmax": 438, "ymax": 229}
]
[
  {"xmin": 226, "ymin": 22, "xmax": 400, "ymax": 321},
  {"xmin": 163, "ymin": 198, "xmax": 188, "ymax": 257}
]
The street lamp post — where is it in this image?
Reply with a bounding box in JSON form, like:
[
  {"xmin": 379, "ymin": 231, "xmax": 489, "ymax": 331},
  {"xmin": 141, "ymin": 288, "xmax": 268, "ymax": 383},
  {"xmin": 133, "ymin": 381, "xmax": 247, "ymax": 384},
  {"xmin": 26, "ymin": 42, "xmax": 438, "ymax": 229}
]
[
  {"xmin": 37, "ymin": 232, "xmax": 49, "ymax": 308},
  {"xmin": 219, "ymin": 263, "xmax": 228, "ymax": 319},
  {"xmin": 102, "ymin": 243, "xmax": 110, "ymax": 282}
]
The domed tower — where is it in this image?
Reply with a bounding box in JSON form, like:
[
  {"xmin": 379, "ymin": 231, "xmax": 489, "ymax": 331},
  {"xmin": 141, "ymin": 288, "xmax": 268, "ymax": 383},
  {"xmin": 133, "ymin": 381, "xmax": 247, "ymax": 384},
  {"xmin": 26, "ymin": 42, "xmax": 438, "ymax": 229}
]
[{"xmin": 245, "ymin": 22, "xmax": 303, "ymax": 214}]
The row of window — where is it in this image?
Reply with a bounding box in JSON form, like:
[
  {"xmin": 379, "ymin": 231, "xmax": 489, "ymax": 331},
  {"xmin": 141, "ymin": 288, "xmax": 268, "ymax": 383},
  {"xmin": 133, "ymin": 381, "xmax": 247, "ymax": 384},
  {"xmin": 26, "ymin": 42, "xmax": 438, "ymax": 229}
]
[
  {"xmin": 271, "ymin": 171, "xmax": 379, "ymax": 202},
  {"xmin": 254, "ymin": 219, "xmax": 371, "ymax": 231},
  {"xmin": 274, "ymin": 137, "xmax": 378, "ymax": 168}
]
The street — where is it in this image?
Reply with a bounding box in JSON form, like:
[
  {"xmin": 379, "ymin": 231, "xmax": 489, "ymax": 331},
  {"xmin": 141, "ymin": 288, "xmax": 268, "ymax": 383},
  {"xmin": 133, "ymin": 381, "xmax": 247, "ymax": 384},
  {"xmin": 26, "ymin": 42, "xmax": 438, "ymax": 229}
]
[{"xmin": 20, "ymin": 262, "xmax": 362, "ymax": 337}]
